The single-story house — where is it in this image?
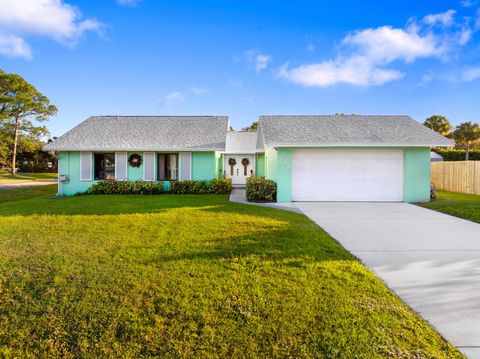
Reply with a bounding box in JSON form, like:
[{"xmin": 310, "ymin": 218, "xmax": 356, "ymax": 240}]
[
  {"xmin": 45, "ymin": 114, "xmax": 453, "ymax": 202},
  {"xmin": 431, "ymin": 151, "xmax": 444, "ymax": 162}
]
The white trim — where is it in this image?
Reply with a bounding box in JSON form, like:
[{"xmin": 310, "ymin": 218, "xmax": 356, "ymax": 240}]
[
  {"xmin": 44, "ymin": 147, "xmax": 227, "ymax": 152},
  {"xmin": 79, "ymin": 151, "xmax": 92, "ymax": 181},
  {"xmin": 266, "ymin": 142, "xmax": 454, "ymax": 148}
]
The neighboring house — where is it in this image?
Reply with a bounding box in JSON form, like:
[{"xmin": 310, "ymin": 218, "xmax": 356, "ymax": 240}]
[
  {"xmin": 44, "ymin": 116, "xmax": 228, "ymax": 195},
  {"xmin": 45, "ymin": 114, "xmax": 453, "ymax": 202},
  {"xmin": 256, "ymin": 115, "xmax": 453, "ymax": 203},
  {"xmin": 430, "ymin": 151, "xmax": 444, "ymax": 162}
]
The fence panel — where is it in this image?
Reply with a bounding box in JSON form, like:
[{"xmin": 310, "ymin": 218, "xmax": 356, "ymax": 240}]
[{"xmin": 431, "ymin": 161, "xmax": 480, "ymax": 195}]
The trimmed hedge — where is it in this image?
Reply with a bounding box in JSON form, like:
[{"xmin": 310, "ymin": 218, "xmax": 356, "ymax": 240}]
[
  {"xmin": 433, "ymin": 149, "xmax": 480, "ymax": 161},
  {"xmin": 88, "ymin": 179, "xmax": 232, "ymax": 195},
  {"xmin": 246, "ymin": 177, "xmax": 277, "ymax": 202}
]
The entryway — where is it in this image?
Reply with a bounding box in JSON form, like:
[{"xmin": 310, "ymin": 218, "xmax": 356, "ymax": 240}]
[{"xmin": 224, "ymin": 154, "xmax": 254, "ymax": 186}]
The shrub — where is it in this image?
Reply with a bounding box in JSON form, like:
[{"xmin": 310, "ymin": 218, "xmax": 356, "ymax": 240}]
[
  {"xmin": 433, "ymin": 149, "xmax": 480, "ymax": 161},
  {"xmin": 88, "ymin": 179, "xmax": 232, "ymax": 195},
  {"xmin": 246, "ymin": 177, "xmax": 277, "ymax": 202}
]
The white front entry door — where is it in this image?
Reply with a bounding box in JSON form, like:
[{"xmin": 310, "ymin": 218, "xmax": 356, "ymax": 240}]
[
  {"xmin": 225, "ymin": 154, "xmax": 254, "ymax": 185},
  {"xmin": 292, "ymin": 149, "xmax": 404, "ymax": 201}
]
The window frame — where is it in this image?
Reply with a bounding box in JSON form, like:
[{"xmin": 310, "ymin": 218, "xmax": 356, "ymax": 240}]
[
  {"xmin": 157, "ymin": 153, "xmax": 179, "ymax": 181},
  {"xmin": 94, "ymin": 152, "xmax": 116, "ymax": 181}
]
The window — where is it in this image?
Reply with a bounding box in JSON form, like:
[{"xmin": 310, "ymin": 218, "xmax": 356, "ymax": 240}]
[
  {"xmin": 94, "ymin": 153, "xmax": 115, "ymax": 180},
  {"xmin": 157, "ymin": 153, "xmax": 178, "ymax": 180}
]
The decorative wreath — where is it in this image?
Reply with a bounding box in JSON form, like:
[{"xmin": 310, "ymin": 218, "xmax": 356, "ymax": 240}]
[
  {"xmin": 228, "ymin": 158, "xmax": 237, "ymax": 166},
  {"xmin": 241, "ymin": 158, "xmax": 249, "ymax": 166},
  {"xmin": 128, "ymin": 153, "xmax": 143, "ymax": 167}
]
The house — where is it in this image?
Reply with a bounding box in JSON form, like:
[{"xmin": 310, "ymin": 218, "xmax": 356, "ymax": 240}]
[
  {"xmin": 430, "ymin": 151, "xmax": 444, "ymax": 162},
  {"xmin": 45, "ymin": 114, "xmax": 453, "ymax": 202},
  {"xmin": 44, "ymin": 116, "xmax": 229, "ymax": 195}
]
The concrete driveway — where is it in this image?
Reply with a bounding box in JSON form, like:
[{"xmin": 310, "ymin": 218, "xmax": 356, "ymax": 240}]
[{"xmin": 295, "ymin": 202, "xmax": 480, "ymax": 359}]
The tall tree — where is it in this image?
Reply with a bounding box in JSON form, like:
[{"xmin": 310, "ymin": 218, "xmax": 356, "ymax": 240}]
[
  {"xmin": 424, "ymin": 115, "xmax": 452, "ymax": 136},
  {"xmin": 453, "ymin": 122, "xmax": 480, "ymax": 160},
  {"xmin": 242, "ymin": 121, "xmax": 258, "ymax": 132},
  {"xmin": 0, "ymin": 70, "xmax": 57, "ymax": 174}
]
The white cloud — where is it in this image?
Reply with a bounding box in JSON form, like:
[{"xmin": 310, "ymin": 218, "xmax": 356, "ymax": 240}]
[
  {"xmin": 117, "ymin": 0, "xmax": 141, "ymax": 6},
  {"xmin": 461, "ymin": 66, "xmax": 480, "ymax": 81},
  {"xmin": 0, "ymin": 0, "xmax": 102, "ymax": 59},
  {"xmin": 190, "ymin": 86, "xmax": 208, "ymax": 95},
  {"xmin": 278, "ymin": 10, "xmax": 476, "ymax": 88},
  {"xmin": 0, "ymin": 34, "xmax": 32, "ymax": 59},
  {"xmin": 423, "ymin": 10, "xmax": 457, "ymax": 27},
  {"xmin": 242, "ymin": 49, "xmax": 272, "ymax": 73},
  {"xmin": 461, "ymin": 0, "xmax": 476, "ymax": 8},
  {"xmin": 162, "ymin": 91, "xmax": 184, "ymax": 106}
]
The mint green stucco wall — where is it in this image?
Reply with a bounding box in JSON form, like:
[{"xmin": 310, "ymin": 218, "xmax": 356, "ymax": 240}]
[
  {"xmin": 58, "ymin": 151, "xmax": 95, "ymax": 195},
  {"xmin": 265, "ymin": 147, "xmax": 292, "ymax": 203},
  {"xmin": 191, "ymin": 152, "xmax": 217, "ymax": 180},
  {"xmin": 127, "ymin": 152, "xmax": 144, "ymax": 181},
  {"xmin": 58, "ymin": 150, "xmax": 218, "ymax": 195},
  {"xmin": 263, "ymin": 147, "xmax": 431, "ymax": 203},
  {"xmin": 255, "ymin": 153, "xmax": 265, "ymax": 177},
  {"xmin": 404, "ymin": 148, "xmax": 430, "ymax": 203}
]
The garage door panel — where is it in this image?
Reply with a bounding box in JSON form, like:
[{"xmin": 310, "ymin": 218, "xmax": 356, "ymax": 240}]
[{"xmin": 292, "ymin": 150, "xmax": 403, "ymax": 202}]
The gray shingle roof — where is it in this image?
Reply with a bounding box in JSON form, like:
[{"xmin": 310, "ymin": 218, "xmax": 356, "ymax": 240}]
[
  {"xmin": 258, "ymin": 115, "xmax": 454, "ymax": 148},
  {"xmin": 225, "ymin": 131, "xmax": 258, "ymax": 153},
  {"xmin": 44, "ymin": 116, "xmax": 229, "ymax": 151}
]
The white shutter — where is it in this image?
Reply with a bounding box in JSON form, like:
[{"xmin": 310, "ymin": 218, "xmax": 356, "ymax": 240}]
[
  {"xmin": 143, "ymin": 152, "xmax": 156, "ymax": 181},
  {"xmin": 179, "ymin": 152, "xmax": 191, "ymax": 180},
  {"xmin": 115, "ymin": 152, "xmax": 128, "ymax": 180},
  {"xmin": 80, "ymin": 152, "xmax": 92, "ymax": 181}
]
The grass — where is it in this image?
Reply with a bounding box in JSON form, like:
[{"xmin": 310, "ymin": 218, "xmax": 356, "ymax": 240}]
[
  {"xmin": 0, "ymin": 185, "xmax": 463, "ymax": 358},
  {"xmin": 0, "ymin": 172, "xmax": 57, "ymax": 185},
  {"xmin": 419, "ymin": 190, "xmax": 480, "ymax": 223}
]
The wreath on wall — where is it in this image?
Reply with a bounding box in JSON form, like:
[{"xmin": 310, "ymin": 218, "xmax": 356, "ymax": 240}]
[{"xmin": 128, "ymin": 153, "xmax": 143, "ymax": 167}]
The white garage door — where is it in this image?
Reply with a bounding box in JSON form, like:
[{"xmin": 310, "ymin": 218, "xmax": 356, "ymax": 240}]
[{"xmin": 292, "ymin": 149, "xmax": 404, "ymax": 202}]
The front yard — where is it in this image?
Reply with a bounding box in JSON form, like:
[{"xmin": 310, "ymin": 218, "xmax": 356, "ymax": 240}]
[
  {"xmin": 0, "ymin": 172, "xmax": 57, "ymax": 185},
  {"xmin": 0, "ymin": 185, "xmax": 462, "ymax": 358},
  {"xmin": 420, "ymin": 190, "xmax": 480, "ymax": 223}
]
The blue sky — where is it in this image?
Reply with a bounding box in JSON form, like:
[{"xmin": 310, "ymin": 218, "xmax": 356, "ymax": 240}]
[{"xmin": 1, "ymin": 0, "xmax": 480, "ymax": 137}]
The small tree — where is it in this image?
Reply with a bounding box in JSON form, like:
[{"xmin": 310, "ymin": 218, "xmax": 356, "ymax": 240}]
[
  {"xmin": 0, "ymin": 70, "xmax": 57, "ymax": 174},
  {"xmin": 453, "ymin": 122, "xmax": 480, "ymax": 161},
  {"xmin": 242, "ymin": 121, "xmax": 258, "ymax": 132},
  {"xmin": 424, "ymin": 115, "xmax": 452, "ymax": 136}
]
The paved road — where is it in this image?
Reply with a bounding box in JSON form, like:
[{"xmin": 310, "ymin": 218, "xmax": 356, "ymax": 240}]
[
  {"xmin": 0, "ymin": 180, "xmax": 56, "ymax": 191},
  {"xmin": 295, "ymin": 202, "xmax": 480, "ymax": 359}
]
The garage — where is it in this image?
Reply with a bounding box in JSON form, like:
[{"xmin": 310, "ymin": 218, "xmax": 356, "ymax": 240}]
[{"xmin": 292, "ymin": 149, "xmax": 404, "ymax": 202}]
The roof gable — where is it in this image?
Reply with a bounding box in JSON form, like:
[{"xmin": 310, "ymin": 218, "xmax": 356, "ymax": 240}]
[
  {"xmin": 258, "ymin": 115, "xmax": 453, "ymax": 148},
  {"xmin": 44, "ymin": 116, "xmax": 229, "ymax": 151},
  {"xmin": 225, "ymin": 131, "xmax": 257, "ymax": 153}
]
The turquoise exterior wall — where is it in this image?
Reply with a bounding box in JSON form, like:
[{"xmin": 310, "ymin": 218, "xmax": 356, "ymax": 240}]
[
  {"xmin": 58, "ymin": 150, "xmax": 218, "ymax": 195},
  {"xmin": 191, "ymin": 152, "xmax": 217, "ymax": 180},
  {"xmin": 255, "ymin": 153, "xmax": 265, "ymax": 177},
  {"xmin": 127, "ymin": 152, "xmax": 144, "ymax": 181},
  {"xmin": 265, "ymin": 147, "xmax": 292, "ymax": 203},
  {"xmin": 403, "ymin": 148, "xmax": 431, "ymax": 203},
  {"xmin": 58, "ymin": 151, "xmax": 96, "ymax": 195},
  {"xmin": 263, "ymin": 147, "xmax": 431, "ymax": 203}
]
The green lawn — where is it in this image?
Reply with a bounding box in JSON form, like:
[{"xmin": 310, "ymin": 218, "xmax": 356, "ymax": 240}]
[
  {"xmin": 0, "ymin": 172, "xmax": 57, "ymax": 185},
  {"xmin": 419, "ymin": 190, "xmax": 480, "ymax": 223},
  {"xmin": 0, "ymin": 185, "xmax": 462, "ymax": 358}
]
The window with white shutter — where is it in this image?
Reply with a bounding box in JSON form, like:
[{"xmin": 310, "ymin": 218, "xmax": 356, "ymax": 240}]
[
  {"xmin": 80, "ymin": 152, "xmax": 92, "ymax": 181},
  {"xmin": 143, "ymin": 152, "xmax": 156, "ymax": 181},
  {"xmin": 115, "ymin": 152, "xmax": 128, "ymax": 180},
  {"xmin": 179, "ymin": 152, "xmax": 191, "ymax": 180}
]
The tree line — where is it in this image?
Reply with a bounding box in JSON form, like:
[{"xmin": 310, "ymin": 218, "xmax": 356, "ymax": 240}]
[{"xmin": 423, "ymin": 115, "xmax": 480, "ymax": 160}]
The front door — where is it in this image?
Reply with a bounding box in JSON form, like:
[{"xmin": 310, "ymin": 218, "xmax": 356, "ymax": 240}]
[{"xmin": 225, "ymin": 154, "xmax": 254, "ymax": 186}]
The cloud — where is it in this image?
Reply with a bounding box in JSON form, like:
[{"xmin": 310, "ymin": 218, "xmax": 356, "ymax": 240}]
[
  {"xmin": 0, "ymin": 34, "xmax": 32, "ymax": 59},
  {"xmin": 278, "ymin": 10, "xmax": 475, "ymax": 87},
  {"xmin": 162, "ymin": 91, "xmax": 184, "ymax": 106},
  {"xmin": 242, "ymin": 49, "xmax": 272, "ymax": 73},
  {"xmin": 0, "ymin": 0, "xmax": 102, "ymax": 59},
  {"xmin": 461, "ymin": 66, "xmax": 480, "ymax": 81},
  {"xmin": 190, "ymin": 86, "xmax": 208, "ymax": 95},
  {"xmin": 423, "ymin": 10, "xmax": 456, "ymax": 27},
  {"xmin": 117, "ymin": 0, "xmax": 141, "ymax": 6}
]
